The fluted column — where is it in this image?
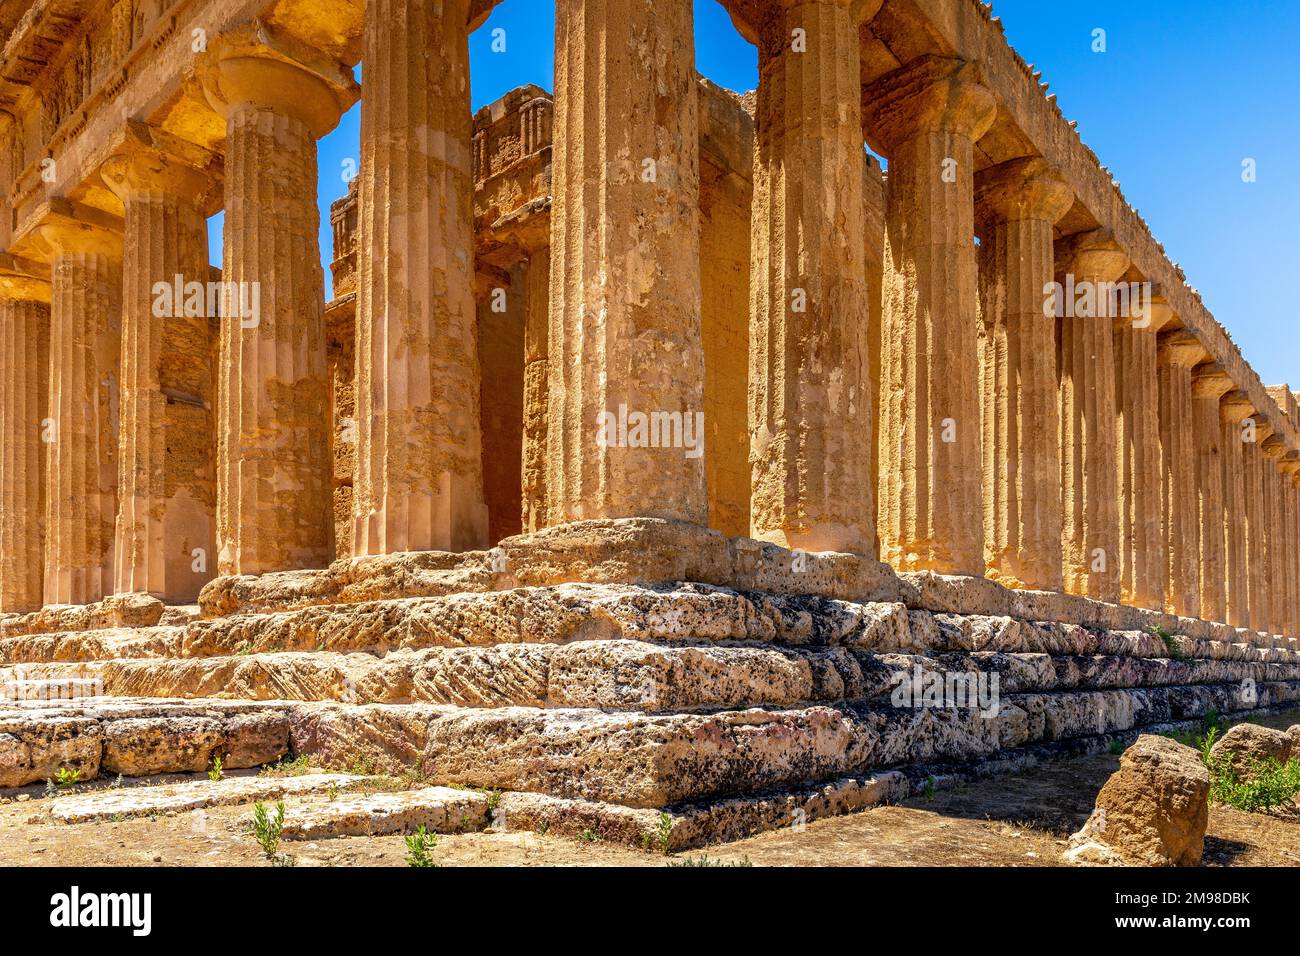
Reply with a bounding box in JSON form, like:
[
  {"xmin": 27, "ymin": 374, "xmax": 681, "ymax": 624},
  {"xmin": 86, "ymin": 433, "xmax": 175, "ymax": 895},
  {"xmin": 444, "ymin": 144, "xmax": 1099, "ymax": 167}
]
[
  {"xmin": 352, "ymin": 0, "xmax": 489, "ymax": 555},
  {"xmin": 36, "ymin": 213, "xmax": 123, "ymax": 605},
  {"xmin": 865, "ymin": 59, "xmax": 996, "ymax": 575},
  {"xmin": 1220, "ymin": 390, "xmax": 1254, "ymax": 629},
  {"xmin": 749, "ymin": 0, "xmax": 875, "ymax": 554},
  {"xmin": 1281, "ymin": 456, "xmax": 1300, "ymax": 636},
  {"xmin": 1243, "ymin": 420, "xmax": 1271, "ymax": 633},
  {"xmin": 974, "ymin": 158, "xmax": 1072, "ymax": 590},
  {"xmin": 521, "ymin": 247, "xmax": 550, "ymax": 534},
  {"xmin": 1157, "ymin": 330, "xmax": 1206, "ymax": 618},
  {"xmin": 1055, "ymin": 230, "xmax": 1127, "ymax": 602},
  {"xmin": 198, "ymin": 25, "xmax": 358, "ymax": 576},
  {"xmin": 100, "ymin": 127, "xmax": 218, "ymax": 602},
  {"xmin": 1261, "ymin": 436, "xmax": 1289, "ymax": 635},
  {"xmin": 1114, "ymin": 297, "xmax": 1175, "ymax": 610},
  {"xmin": 1191, "ymin": 364, "xmax": 1234, "ymax": 625},
  {"xmin": 547, "ymin": 0, "xmax": 707, "ymax": 524},
  {"xmin": 0, "ymin": 258, "xmax": 51, "ymax": 612}
]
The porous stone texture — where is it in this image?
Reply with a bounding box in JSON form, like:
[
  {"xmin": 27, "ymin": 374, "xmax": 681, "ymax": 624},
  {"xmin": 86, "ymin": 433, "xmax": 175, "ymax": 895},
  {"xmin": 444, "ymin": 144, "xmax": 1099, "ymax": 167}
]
[
  {"xmin": 101, "ymin": 715, "xmax": 225, "ymax": 775},
  {"xmin": 280, "ymin": 786, "xmax": 489, "ymax": 839},
  {"xmin": 1208, "ymin": 722, "xmax": 1294, "ymax": 779},
  {"xmin": 0, "ymin": 715, "xmax": 101, "ymax": 787},
  {"xmin": 1067, "ymin": 734, "xmax": 1208, "ymax": 867}
]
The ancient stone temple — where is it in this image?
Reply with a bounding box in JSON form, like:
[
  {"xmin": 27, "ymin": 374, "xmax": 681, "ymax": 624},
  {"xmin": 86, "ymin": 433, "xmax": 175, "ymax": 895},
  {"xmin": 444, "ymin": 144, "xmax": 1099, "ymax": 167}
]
[{"xmin": 1, "ymin": 0, "xmax": 1298, "ymax": 849}]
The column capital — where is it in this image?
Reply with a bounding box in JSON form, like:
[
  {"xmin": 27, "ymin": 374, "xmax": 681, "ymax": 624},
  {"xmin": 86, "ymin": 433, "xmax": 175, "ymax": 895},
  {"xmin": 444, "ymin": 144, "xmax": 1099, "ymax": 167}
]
[
  {"xmin": 1280, "ymin": 452, "xmax": 1300, "ymax": 478},
  {"xmin": 1157, "ymin": 329, "xmax": 1209, "ymax": 369},
  {"xmin": 31, "ymin": 198, "xmax": 124, "ymax": 263},
  {"xmin": 1141, "ymin": 285, "xmax": 1181, "ymax": 334},
  {"xmin": 727, "ymin": 0, "xmax": 883, "ymax": 45},
  {"xmin": 862, "ymin": 56, "xmax": 996, "ymax": 153},
  {"xmin": 1221, "ymin": 389, "xmax": 1256, "ymax": 424},
  {"xmin": 1055, "ymin": 228, "xmax": 1129, "ymax": 282},
  {"xmin": 1191, "ymin": 361, "xmax": 1235, "ymax": 400},
  {"xmin": 975, "ymin": 156, "xmax": 1074, "ymax": 226},
  {"xmin": 99, "ymin": 121, "xmax": 223, "ymax": 208},
  {"xmin": 196, "ymin": 19, "xmax": 360, "ymax": 138},
  {"xmin": 1261, "ymin": 434, "xmax": 1289, "ymax": 461},
  {"xmin": 0, "ymin": 252, "xmax": 52, "ymax": 303}
]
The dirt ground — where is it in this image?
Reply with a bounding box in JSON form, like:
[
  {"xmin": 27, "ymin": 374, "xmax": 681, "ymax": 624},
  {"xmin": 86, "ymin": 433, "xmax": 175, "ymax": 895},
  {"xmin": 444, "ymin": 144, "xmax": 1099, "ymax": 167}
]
[{"xmin": 3, "ymin": 710, "xmax": 1298, "ymax": 868}]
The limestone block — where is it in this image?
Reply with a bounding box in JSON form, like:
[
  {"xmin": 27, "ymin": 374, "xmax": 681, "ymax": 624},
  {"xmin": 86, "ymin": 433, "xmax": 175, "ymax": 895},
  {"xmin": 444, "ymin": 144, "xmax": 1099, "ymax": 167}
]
[
  {"xmin": 101, "ymin": 715, "xmax": 224, "ymax": 775},
  {"xmin": 280, "ymin": 786, "xmax": 489, "ymax": 839},
  {"xmin": 0, "ymin": 716, "xmax": 101, "ymax": 788},
  {"xmin": 1208, "ymin": 722, "xmax": 1293, "ymax": 779},
  {"xmin": 222, "ymin": 710, "xmax": 290, "ymax": 768},
  {"xmin": 1067, "ymin": 735, "xmax": 1208, "ymax": 866}
]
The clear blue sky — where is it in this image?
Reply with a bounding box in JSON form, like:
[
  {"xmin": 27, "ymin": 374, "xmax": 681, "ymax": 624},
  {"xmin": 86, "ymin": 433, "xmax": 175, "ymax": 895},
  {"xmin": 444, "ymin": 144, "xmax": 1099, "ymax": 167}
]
[{"xmin": 209, "ymin": 0, "xmax": 1299, "ymax": 388}]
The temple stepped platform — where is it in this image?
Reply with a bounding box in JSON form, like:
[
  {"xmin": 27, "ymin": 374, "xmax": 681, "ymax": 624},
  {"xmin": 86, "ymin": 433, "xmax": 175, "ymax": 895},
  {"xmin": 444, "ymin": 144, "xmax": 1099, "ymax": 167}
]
[{"xmin": 3, "ymin": 521, "xmax": 1298, "ymax": 849}]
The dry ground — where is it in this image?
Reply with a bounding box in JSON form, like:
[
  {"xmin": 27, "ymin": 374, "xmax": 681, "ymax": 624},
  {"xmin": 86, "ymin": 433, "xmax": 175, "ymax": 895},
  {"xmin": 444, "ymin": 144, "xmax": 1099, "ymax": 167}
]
[{"xmin": 3, "ymin": 710, "xmax": 1298, "ymax": 868}]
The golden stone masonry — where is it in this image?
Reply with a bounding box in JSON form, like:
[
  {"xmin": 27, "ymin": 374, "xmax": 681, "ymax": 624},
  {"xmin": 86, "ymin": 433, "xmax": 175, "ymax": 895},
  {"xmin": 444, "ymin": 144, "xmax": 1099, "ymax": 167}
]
[{"xmin": 1, "ymin": 0, "xmax": 1298, "ymax": 849}]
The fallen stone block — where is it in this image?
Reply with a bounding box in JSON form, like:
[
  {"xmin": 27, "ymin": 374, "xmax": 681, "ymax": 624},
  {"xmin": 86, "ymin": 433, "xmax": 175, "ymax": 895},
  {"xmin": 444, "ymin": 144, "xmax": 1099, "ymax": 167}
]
[
  {"xmin": 1066, "ymin": 734, "xmax": 1208, "ymax": 866},
  {"xmin": 1209, "ymin": 722, "xmax": 1294, "ymax": 780}
]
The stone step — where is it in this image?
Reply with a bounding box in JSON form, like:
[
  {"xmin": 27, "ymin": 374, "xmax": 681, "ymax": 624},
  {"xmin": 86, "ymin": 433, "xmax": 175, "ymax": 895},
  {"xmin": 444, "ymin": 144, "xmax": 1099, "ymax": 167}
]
[
  {"xmin": 279, "ymin": 786, "xmax": 490, "ymax": 839},
  {"xmin": 4, "ymin": 641, "xmax": 1297, "ymax": 715},
  {"xmin": 0, "ymin": 585, "xmax": 1294, "ymax": 682},
  {"xmin": 0, "ymin": 700, "xmax": 292, "ymax": 788},
  {"xmin": 45, "ymin": 772, "xmax": 366, "ymax": 823}
]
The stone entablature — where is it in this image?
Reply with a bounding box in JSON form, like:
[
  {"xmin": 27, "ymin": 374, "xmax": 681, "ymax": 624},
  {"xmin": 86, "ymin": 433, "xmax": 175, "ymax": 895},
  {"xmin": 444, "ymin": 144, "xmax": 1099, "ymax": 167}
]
[{"xmin": 0, "ymin": 0, "xmax": 1297, "ymax": 650}]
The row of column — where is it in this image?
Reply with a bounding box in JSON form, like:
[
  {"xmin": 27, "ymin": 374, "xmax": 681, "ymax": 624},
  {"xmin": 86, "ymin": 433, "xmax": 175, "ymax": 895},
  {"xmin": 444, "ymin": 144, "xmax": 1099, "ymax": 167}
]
[{"xmin": 0, "ymin": 0, "xmax": 1297, "ymax": 642}]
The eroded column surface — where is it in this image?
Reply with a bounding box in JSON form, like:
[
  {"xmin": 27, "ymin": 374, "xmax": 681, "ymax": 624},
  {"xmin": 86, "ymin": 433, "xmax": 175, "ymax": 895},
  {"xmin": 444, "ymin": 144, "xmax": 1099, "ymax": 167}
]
[
  {"xmin": 866, "ymin": 59, "xmax": 996, "ymax": 575},
  {"xmin": 352, "ymin": 0, "xmax": 489, "ymax": 555},
  {"xmin": 1281, "ymin": 457, "xmax": 1300, "ymax": 636},
  {"xmin": 100, "ymin": 132, "xmax": 217, "ymax": 602},
  {"xmin": 521, "ymin": 247, "xmax": 549, "ymax": 534},
  {"xmin": 748, "ymin": 0, "xmax": 874, "ymax": 554},
  {"xmin": 198, "ymin": 28, "xmax": 357, "ymax": 575},
  {"xmin": 37, "ymin": 219, "xmax": 123, "ymax": 606},
  {"xmin": 1157, "ymin": 331, "xmax": 1206, "ymax": 618},
  {"xmin": 975, "ymin": 158, "xmax": 1072, "ymax": 591},
  {"xmin": 1261, "ymin": 436, "xmax": 1289, "ymax": 635},
  {"xmin": 547, "ymin": 0, "xmax": 707, "ymax": 524},
  {"xmin": 1114, "ymin": 298, "xmax": 1173, "ymax": 611},
  {"xmin": 1189, "ymin": 364, "xmax": 1233, "ymax": 625},
  {"xmin": 1055, "ymin": 230, "xmax": 1127, "ymax": 602},
  {"xmin": 1243, "ymin": 422, "xmax": 1271, "ymax": 633},
  {"xmin": 0, "ymin": 262, "xmax": 51, "ymax": 612},
  {"xmin": 1220, "ymin": 390, "xmax": 1254, "ymax": 629}
]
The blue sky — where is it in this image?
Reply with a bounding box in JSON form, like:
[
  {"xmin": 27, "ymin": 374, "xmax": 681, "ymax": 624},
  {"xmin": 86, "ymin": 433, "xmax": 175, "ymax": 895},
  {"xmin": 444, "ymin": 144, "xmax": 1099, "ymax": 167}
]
[{"xmin": 209, "ymin": 0, "xmax": 1300, "ymax": 387}]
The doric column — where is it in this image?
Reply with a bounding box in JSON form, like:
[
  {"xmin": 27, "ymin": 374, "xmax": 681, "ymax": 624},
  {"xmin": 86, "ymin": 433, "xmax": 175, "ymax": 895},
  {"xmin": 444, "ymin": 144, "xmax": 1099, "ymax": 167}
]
[
  {"xmin": 352, "ymin": 0, "xmax": 489, "ymax": 555},
  {"xmin": 1114, "ymin": 294, "xmax": 1174, "ymax": 611},
  {"xmin": 547, "ymin": 0, "xmax": 707, "ymax": 524},
  {"xmin": 100, "ymin": 124, "xmax": 219, "ymax": 602},
  {"xmin": 1055, "ymin": 230, "xmax": 1127, "ymax": 602},
  {"xmin": 1190, "ymin": 363, "xmax": 1234, "ymax": 625},
  {"xmin": 1157, "ymin": 330, "xmax": 1207, "ymax": 618},
  {"xmin": 0, "ymin": 256, "xmax": 51, "ymax": 612},
  {"xmin": 198, "ymin": 24, "xmax": 358, "ymax": 576},
  {"xmin": 35, "ymin": 206, "xmax": 124, "ymax": 606},
  {"xmin": 749, "ymin": 0, "xmax": 875, "ymax": 554},
  {"xmin": 1261, "ymin": 435, "xmax": 1289, "ymax": 635},
  {"xmin": 1243, "ymin": 420, "xmax": 1271, "ymax": 633},
  {"xmin": 521, "ymin": 246, "xmax": 549, "ymax": 534},
  {"xmin": 865, "ymin": 58, "xmax": 996, "ymax": 575},
  {"xmin": 1281, "ymin": 455, "xmax": 1300, "ymax": 636},
  {"xmin": 974, "ymin": 157, "xmax": 1072, "ymax": 590},
  {"xmin": 1220, "ymin": 390, "xmax": 1254, "ymax": 628}
]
